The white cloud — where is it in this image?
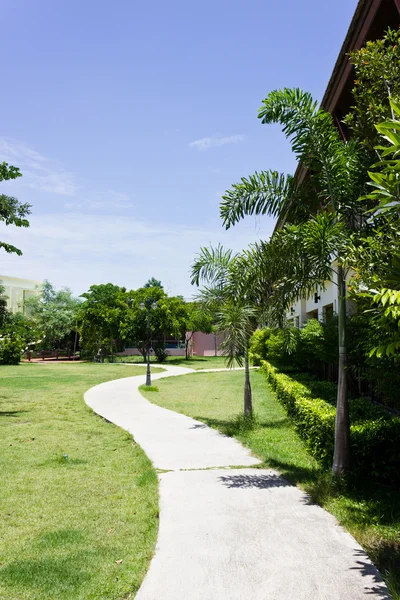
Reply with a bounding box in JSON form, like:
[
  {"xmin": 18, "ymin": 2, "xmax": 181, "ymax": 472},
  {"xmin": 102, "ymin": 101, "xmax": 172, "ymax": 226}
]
[
  {"xmin": 189, "ymin": 134, "xmax": 245, "ymax": 151},
  {"xmin": 0, "ymin": 138, "xmax": 77, "ymax": 196},
  {"xmin": 0, "ymin": 211, "xmax": 275, "ymax": 298},
  {"xmin": 64, "ymin": 190, "xmax": 134, "ymax": 211}
]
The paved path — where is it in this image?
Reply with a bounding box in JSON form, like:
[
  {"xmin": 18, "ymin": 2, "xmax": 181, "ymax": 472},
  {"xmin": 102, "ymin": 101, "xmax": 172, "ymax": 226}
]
[{"xmin": 84, "ymin": 365, "xmax": 391, "ymax": 600}]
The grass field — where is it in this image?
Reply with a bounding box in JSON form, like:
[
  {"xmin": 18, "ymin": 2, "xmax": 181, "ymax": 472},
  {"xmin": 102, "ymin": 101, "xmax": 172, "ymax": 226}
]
[
  {"xmin": 109, "ymin": 355, "xmax": 229, "ymax": 370},
  {"xmin": 0, "ymin": 363, "xmax": 162, "ymax": 600},
  {"xmin": 141, "ymin": 369, "xmax": 400, "ymax": 598}
]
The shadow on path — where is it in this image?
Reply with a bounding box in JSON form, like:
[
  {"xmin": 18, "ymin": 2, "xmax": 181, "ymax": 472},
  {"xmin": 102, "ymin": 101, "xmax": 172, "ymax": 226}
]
[{"xmin": 218, "ymin": 472, "xmax": 291, "ymax": 490}]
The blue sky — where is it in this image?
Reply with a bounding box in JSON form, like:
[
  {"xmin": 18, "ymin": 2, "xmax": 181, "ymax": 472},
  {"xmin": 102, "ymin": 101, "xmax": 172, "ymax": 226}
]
[{"xmin": 1, "ymin": 0, "xmax": 358, "ymax": 297}]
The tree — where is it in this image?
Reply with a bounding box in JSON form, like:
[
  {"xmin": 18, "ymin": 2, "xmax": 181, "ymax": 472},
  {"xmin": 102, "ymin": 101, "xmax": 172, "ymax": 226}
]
[
  {"xmin": 78, "ymin": 283, "xmax": 127, "ymax": 360},
  {"xmin": 183, "ymin": 302, "xmax": 213, "ymax": 359},
  {"xmin": 123, "ymin": 287, "xmax": 186, "ymax": 362},
  {"xmin": 143, "ymin": 277, "xmax": 163, "ymax": 289},
  {"xmin": 343, "ymin": 28, "xmax": 400, "ymax": 148},
  {"xmin": 0, "ymin": 162, "xmax": 31, "ymax": 255},
  {"xmin": 26, "ymin": 281, "xmax": 81, "ymax": 352},
  {"xmin": 191, "ymin": 245, "xmax": 264, "ymax": 416},
  {"xmin": 220, "ymin": 88, "xmax": 371, "ymax": 476}
]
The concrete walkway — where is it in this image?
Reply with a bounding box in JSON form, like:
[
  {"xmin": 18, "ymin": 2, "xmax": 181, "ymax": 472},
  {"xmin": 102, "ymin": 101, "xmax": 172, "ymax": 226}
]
[{"xmin": 84, "ymin": 365, "xmax": 391, "ymax": 600}]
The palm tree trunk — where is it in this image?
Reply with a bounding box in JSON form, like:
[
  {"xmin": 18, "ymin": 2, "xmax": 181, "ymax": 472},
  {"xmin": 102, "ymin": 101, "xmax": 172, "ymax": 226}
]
[
  {"xmin": 244, "ymin": 351, "xmax": 253, "ymax": 416},
  {"xmin": 332, "ymin": 265, "xmax": 351, "ymax": 476}
]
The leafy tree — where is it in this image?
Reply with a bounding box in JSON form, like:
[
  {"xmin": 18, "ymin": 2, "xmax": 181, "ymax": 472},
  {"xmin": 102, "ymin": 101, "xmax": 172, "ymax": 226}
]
[
  {"xmin": 123, "ymin": 287, "xmax": 186, "ymax": 362},
  {"xmin": 183, "ymin": 302, "xmax": 213, "ymax": 359},
  {"xmin": 220, "ymin": 88, "xmax": 372, "ymax": 476},
  {"xmin": 0, "ymin": 162, "xmax": 31, "ymax": 255},
  {"xmin": 78, "ymin": 283, "xmax": 126, "ymax": 360},
  {"xmin": 343, "ymin": 28, "xmax": 400, "ymax": 148},
  {"xmin": 143, "ymin": 277, "xmax": 163, "ymax": 289},
  {"xmin": 25, "ymin": 281, "xmax": 80, "ymax": 352}
]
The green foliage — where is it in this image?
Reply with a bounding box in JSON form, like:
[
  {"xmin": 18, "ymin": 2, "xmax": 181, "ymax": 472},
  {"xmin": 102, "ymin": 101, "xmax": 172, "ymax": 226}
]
[
  {"xmin": 143, "ymin": 277, "xmax": 163, "ymax": 288},
  {"xmin": 249, "ymin": 328, "xmax": 271, "ymax": 365},
  {"xmin": 78, "ymin": 283, "xmax": 127, "ymax": 357},
  {"xmin": 261, "ymin": 362, "xmax": 400, "ymax": 483},
  {"xmin": 26, "ymin": 281, "xmax": 80, "ymax": 351},
  {"xmin": 0, "ymin": 336, "xmax": 24, "ymax": 365},
  {"xmin": 0, "ymin": 283, "xmax": 9, "ymax": 328},
  {"xmin": 217, "ymin": 302, "xmax": 257, "ymax": 367},
  {"xmin": 343, "ymin": 28, "xmax": 400, "ymax": 147},
  {"xmin": 123, "ymin": 287, "xmax": 187, "ymax": 361},
  {"xmin": 152, "ymin": 341, "xmax": 169, "ymax": 363},
  {"xmin": 0, "ymin": 161, "xmax": 31, "ymax": 255},
  {"xmin": 254, "ymin": 319, "xmax": 338, "ymax": 374},
  {"xmin": 139, "ymin": 384, "xmax": 159, "ymax": 392}
]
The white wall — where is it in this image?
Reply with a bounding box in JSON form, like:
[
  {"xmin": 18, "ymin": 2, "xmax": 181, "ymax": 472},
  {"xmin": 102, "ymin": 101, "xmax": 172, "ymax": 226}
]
[
  {"xmin": 286, "ymin": 266, "xmax": 356, "ymax": 327},
  {"xmin": 0, "ymin": 275, "xmax": 42, "ymax": 314}
]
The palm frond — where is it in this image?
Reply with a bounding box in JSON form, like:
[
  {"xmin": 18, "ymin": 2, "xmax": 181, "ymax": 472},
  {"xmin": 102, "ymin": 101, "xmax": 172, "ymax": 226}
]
[
  {"xmin": 220, "ymin": 171, "xmax": 294, "ymax": 229},
  {"xmin": 190, "ymin": 244, "xmax": 234, "ymax": 286}
]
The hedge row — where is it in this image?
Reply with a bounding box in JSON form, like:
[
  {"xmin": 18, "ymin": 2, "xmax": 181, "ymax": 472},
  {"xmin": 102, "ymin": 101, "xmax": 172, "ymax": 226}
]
[{"xmin": 261, "ymin": 361, "xmax": 400, "ymax": 482}]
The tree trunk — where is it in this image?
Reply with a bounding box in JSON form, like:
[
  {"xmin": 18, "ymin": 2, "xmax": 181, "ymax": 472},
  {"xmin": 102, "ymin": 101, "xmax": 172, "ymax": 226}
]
[
  {"xmin": 332, "ymin": 265, "xmax": 351, "ymax": 476},
  {"xmin": 185, "ymin": 332, "xmax": 193, "ymax": 360},
  {"xmin": 244, "ymin": 351, "xmax": 253, "ymax": 416}
]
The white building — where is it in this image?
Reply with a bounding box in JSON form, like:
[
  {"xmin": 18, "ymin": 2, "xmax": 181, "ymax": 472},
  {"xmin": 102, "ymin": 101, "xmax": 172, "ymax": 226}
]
[
  {"xmin": 286, "ymin": 266, "xmax": 356, "ymax": 328},
  {"xmin": 0, "ymin": 275, "xmax": 42, "ymax": 314}
]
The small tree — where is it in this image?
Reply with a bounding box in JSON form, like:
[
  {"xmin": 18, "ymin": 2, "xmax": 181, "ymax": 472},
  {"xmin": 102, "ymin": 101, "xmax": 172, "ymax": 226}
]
[
  {"xmin": 191, "ymin": 245, "xmax": 267, "ymax": 416},
  {"xmin": 26, "ymin": 281, "xmax": 81, "ymax": 352},
  {"xmin": 78, "ymin": 283, "xmax": 126, "ymax": 360}
]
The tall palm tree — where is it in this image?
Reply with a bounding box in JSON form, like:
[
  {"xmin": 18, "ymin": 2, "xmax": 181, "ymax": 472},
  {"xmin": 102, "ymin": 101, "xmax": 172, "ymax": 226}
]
[{"xmin": 220, "ymin": 88, "xmax": 371, "ymax": 476}]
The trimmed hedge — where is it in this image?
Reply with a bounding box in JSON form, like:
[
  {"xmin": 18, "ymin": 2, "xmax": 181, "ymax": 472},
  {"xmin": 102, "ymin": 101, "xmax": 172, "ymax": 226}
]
[{"xmin": 261, "ymin": 361, "xmax": 400, "ymax": 482}]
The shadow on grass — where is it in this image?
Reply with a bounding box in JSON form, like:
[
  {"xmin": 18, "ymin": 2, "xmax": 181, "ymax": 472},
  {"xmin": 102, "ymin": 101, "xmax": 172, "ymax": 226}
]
[
  {"xmin": 0, "ymin": 553, "xmax": 92, "ymax": 594},
  {"xmin": 0, "ymin": 410, "xmax": 27, "ymax": 417},
  {"xmin": 193, "ymin": 414, "xmax": 290, "ymax": 438}
]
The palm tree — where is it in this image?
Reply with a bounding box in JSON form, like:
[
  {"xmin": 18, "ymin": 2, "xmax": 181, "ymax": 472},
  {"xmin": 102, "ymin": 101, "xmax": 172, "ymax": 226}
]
[
  {"xmin": 220, "ymin": 88, "xmax": 371, "ymax": 476},
  {"xmin": 191, "ymin": 245, "xmax": 267, "ymax": 416}
]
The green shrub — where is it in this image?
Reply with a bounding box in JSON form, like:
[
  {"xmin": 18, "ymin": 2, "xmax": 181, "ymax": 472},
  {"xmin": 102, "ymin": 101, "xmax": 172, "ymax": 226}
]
[
  {"xmin": 261, "ymin": 360, "xmax": 400, "ymax": 482},
  {"xmin": 153, "ymin": 343, "xmax": 169, "ymax": 363},
  {"xmin": 266, "ymin": 327, "xmax": 300, "ymax": 365},
  {"xmin": 0, "ymin": 336, "xmax": 24, "ymax": 365},
  {"xmin": 249, "ymin": 328, "xmax": 271, "ymax": 365}
]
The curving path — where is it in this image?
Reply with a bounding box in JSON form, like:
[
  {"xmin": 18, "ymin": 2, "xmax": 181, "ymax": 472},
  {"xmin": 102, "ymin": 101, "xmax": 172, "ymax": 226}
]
[{"xmin": 84, "ymin": 365, "xmax": 391, "ymax": 600}]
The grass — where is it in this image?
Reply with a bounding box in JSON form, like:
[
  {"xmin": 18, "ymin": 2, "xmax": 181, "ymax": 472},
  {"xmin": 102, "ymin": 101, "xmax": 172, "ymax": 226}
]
[
  {"xmin": 109, "ymin": 355, "xmax": 229, "ymax": 370},
  {"xmin": 141, "ymin": 369, "xmax": 400, "ymax": 598},
  {"xmin": 0, "ymin": 362, "xmax": 163, "ymax": 600}
]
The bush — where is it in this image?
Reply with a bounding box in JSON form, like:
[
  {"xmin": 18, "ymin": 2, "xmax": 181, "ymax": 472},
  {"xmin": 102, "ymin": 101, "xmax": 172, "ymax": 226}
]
[
  {"xmin": 0, "ymin": 336, "xmax": 24, "ymax": 365},
  {"xmin": 249, "ymin": 328, "xmax": 271, "ymax": 365},
  {"xmin": 261, "ymin": 360, "xmax": 400, "ymax": 482},
  {"xmin": 153, "ymin": 342, "xmax": 169, "ymax": 363}
]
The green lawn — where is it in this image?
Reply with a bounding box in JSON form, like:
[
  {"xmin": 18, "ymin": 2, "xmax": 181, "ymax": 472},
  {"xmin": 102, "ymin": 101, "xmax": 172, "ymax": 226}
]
[
  {"xmin": 0, "ymin": 363, "xmax": 163, "ymax": 600},
  {"xmin": 141, "ymin": 369, "xmax": 400, "ymax": 598},
  {"xmin": 111, "ymin": 354, "xmax": 229, "ymax": 370}
]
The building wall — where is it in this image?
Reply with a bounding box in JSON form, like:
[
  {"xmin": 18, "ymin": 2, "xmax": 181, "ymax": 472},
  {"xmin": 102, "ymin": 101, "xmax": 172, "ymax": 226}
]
[
  {"xmin": 286, "ymin": 266, "xmax": 356, "ymax": 327},
  {"xmin": 118, "ymin": 347, "xmax": 186, "ymax": 357},
  {"xmin": 192, "ymin": 331, "xmax": 224, "ymax": 356},
  {"xmin": 0, "ymin": 275, "xmax": 42, "ymax": 314}
]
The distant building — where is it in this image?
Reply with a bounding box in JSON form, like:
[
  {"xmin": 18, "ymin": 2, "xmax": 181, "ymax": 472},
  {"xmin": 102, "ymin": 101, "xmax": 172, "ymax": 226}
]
[{"xmin": 0, "ymin": 275, "xmax": 42, "ymax": 314}]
